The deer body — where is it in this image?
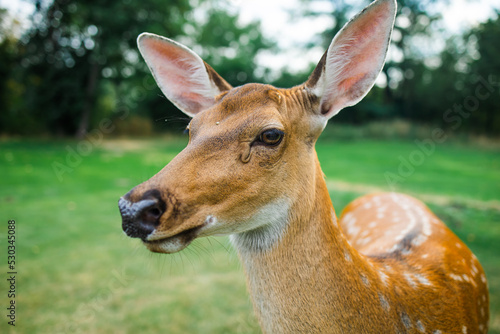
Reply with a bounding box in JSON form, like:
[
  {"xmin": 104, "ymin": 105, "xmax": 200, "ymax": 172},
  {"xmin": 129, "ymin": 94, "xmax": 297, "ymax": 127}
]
[
  {"xmin": 234, "ymin": 155, "xmax": 488, "ymax": 333},
  {"xmin": 118, "ymin": 0, "xmax": 489, "ymax": 332}
]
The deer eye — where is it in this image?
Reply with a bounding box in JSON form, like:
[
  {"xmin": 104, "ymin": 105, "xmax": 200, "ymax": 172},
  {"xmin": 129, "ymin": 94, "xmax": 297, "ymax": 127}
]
[{"xmin": 258, "ymin": 129, "xmax": 284, "ymax": 146}]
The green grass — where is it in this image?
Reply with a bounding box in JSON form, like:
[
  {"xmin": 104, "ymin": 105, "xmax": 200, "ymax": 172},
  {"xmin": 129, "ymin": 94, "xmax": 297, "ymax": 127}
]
[{"xmin": 1, "ymin": 137, "xmax": 499, "ymax": 333}]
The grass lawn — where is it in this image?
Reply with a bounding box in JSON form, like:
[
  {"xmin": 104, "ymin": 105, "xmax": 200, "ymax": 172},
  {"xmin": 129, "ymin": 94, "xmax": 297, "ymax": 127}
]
[{"xmin": 1, "ymin": 135, "xmax": 499, "ymax": 333}]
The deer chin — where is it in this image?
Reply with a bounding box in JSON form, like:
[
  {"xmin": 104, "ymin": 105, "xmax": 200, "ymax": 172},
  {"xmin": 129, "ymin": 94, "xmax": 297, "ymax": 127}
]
[{"xmin": 143, "ymin": 225, "xmax": 203, "ymax": 254}]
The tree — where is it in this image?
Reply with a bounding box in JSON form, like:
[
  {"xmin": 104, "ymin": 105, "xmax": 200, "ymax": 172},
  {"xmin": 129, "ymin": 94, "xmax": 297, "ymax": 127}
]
[
  {"xmin": 0, "ymin": 8, "xmax": 30, "ymax": 134},
  {"xmin": 16, "ymin": 0, "xmax": 191, "ymax": 137},
  {"xmin": 466, "ymin": 11, "xmax": 500, "ymax": 134}
]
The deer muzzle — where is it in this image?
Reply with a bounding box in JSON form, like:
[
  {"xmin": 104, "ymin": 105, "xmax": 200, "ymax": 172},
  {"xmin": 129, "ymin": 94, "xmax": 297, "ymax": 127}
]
[{"xmin": 119, "ymin": 194, "xmax": 164, "ymax": 240}]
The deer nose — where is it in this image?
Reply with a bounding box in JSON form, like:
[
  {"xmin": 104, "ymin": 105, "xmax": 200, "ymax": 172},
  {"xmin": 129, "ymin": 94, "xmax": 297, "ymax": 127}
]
[{"xmin": 119, "ymin": 193, "xmax": 165, "ymax": 240}]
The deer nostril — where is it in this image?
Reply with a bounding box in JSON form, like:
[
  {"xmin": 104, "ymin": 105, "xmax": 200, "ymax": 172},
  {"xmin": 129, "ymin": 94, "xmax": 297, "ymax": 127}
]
[
  {"xmin": 141, "ymin": 205, "xmax": 163, "ymax": 225},
  {"xmin": 119, "ymin": 193, "xmax": 166, "ymax": 239}
]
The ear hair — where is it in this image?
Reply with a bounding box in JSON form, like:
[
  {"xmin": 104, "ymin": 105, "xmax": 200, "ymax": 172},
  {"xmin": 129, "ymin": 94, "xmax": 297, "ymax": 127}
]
[
  {"xmin": 305, "ymin": 0, "xmax": 396, "ymax": 119},
  {"xmin": 137, "ymin": 33, "xmax": 232, "ymax": 116}
]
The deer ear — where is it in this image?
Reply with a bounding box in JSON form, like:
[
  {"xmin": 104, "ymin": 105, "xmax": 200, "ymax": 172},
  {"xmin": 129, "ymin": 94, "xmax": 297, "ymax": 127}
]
[
  {"xmin": 137, "ymin": 33, "xmax": 232, "ymax": 117},
  {"xmin": 306, "ymin": 0, "xmax": 396, "ymax": 119}
]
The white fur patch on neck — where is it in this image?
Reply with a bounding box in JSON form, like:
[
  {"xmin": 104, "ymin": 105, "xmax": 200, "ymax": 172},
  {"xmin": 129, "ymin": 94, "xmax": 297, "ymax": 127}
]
[{"xmin": 230, "ymin": 198, "xmax": 291, "ymax": 253}]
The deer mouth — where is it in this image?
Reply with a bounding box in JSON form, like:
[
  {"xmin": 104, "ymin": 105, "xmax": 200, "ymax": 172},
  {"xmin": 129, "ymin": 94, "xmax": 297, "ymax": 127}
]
[{"xmin": 143, "ymin": 225, "xmax": 202, "ymax": 254}]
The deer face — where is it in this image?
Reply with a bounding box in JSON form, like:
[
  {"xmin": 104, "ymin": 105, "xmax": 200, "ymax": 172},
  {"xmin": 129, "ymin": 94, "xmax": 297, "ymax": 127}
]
[
  {"xmin": 119, "ymin": 0, "xmax": 396, "ymax": 253},
  {"xmin": 119, "ymin": 83, "xmax": 323, "ymax": 253}
]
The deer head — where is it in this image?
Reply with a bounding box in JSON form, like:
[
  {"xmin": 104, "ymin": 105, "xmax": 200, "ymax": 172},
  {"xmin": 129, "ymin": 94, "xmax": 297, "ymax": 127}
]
[{"xmin": 119, "ymin": 0, "xmax": 397, "ymax": 254}]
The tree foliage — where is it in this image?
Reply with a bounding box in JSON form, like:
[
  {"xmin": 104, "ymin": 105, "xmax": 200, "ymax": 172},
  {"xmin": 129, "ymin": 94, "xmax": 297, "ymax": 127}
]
[
  {"xmin": 1, "ymin": 0, "xmax": 273, "ymax": 137},
  {"xmin": 466, "ymin": 12, "xmax": 500, "ymax": 134},
  {"xmin": 294, "ymin": 0, "xmax": 500, "ymax": 135}
]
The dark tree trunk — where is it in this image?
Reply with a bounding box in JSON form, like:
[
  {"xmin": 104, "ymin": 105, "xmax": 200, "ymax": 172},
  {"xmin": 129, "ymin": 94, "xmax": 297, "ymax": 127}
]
[
  {"xmin": 382, "ymin": 67, "xmax": 394, "ymax": 103},
  {"xmin": 76, "ymin": 61, "xmax": 99, "ymax": 139}
]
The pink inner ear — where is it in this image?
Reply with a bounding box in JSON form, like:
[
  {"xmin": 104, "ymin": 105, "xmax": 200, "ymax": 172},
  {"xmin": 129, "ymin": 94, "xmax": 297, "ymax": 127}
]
[
  {"xmin": 321, "ymin": 0, "xmax": 395, "ymax": 117},
  {"xmin": 140, "ymin": 36, "xmax": 217, "ymax": 115},
  {"xmin": 142, "ymin": 38, "xmax": 197, "ymax": 87},
  {"xmin": 340, "ymin": 9, "xmax": 392, "ymax": 70},
  {"xmin": 337, "ymin": 72, "xmax": 368, "ymax": 92},
  {"xmin": 144, "ymin": 38, "xmax": 188, "ymax": 69}
]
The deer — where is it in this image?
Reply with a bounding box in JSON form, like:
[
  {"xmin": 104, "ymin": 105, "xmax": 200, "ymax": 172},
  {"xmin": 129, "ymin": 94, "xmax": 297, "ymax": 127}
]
[{"xmin": 118, "ymin": 0, "xmax": 490, "ymax": 332}]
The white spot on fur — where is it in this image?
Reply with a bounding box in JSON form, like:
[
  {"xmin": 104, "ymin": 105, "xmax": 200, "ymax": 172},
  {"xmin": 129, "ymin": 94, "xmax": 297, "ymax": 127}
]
[
  {"xmin": 359, "ymin": 237, "xmax": 372, "ymax": 245},
  {"xmin": 379, "ymin": 270, "xmax": 389, "ymax": 286},
  {"xmin": 449, "ymin": 273, "xmax": 463, "ymax": 282},
  {"xmin": 379, "ymin": 293, "xmax": 390, "ymax": 311},
  {"xmin": 397, "ymin": 212, "xmax": 417, "ymax": 241},
  {"xmin": 434, "ymin": 330, "xmax": 442, "ymax": 334},
  {"xmin": 462, "ymin": 327, "xmax": 467, "ymax": 334},
  {"xmin": 347, "ymin": 224, "xmax": 361, "ymax": 237},
  {"xmin": 394, "ymin": 233, "xmax": 406, "ymax": 242},
  {"xmin": 344, "ymin": 250, "xmax": 352, "ymax": 262},
  {"xmin": 471, "ymin": 264, "xmax": 479, "ymax": 275},
  {"xmin": 412, "ymin": 234, "xmax": 428, "ymax": 247},
  {"xmin": 481, "ymin": 274, "xmax": 487, "ymax": 283},
  {"xmin": 401, "ymin": 313, "xmax": 412, "ymax": 328},
  {"xmin": 404, "ymin": 273, "xmax": 416, "ymax": 287},
  {"xmin": 417, "ymin": 320, "xmax": 425, "ymax": 332},
  {"xmin": 415, "ymin": 273, "xmax": 431, "ymax": 286},
  {"xmin": 421, "ymin": 217, "xmax": 432, "ymax": 237},
  {"xmin": 343, "ymin": 212, "xmax": 355, "ymax": 224},
  {"xmin": 360, "ymin": 274, "xmax": 370, "ymax": 287}
]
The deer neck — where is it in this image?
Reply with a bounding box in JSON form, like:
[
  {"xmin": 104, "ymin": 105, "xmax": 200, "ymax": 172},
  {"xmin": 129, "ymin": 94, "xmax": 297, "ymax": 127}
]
[{"xmin": 232, "ymin": 156, "xmax": 381, "ymax": 333}]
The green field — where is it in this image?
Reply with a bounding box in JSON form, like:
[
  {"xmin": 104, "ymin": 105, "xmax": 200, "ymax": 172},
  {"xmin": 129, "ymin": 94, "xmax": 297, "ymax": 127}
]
[{"xmin": 1, "ymin": 136, "xmax": 499, "ymax": 333}]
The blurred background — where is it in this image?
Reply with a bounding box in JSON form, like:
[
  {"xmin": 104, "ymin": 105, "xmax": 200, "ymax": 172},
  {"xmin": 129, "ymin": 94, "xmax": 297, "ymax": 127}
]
[
  {"xmin": 0, "ymin": 0, "xmax": 499, "ymax": 333},
  {"xmin": 1, "ymin": 0, "xmax": 500, "ymax": 137}
]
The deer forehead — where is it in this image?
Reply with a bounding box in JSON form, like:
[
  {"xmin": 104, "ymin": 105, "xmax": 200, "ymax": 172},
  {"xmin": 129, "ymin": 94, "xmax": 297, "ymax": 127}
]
[
  {"xmin": 190, "ymin": 84, "xmax": 320, "ymax": 140},
  {"xmin": 217, "ymin": 83, "xmax": 282, "ymax": 111}
]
